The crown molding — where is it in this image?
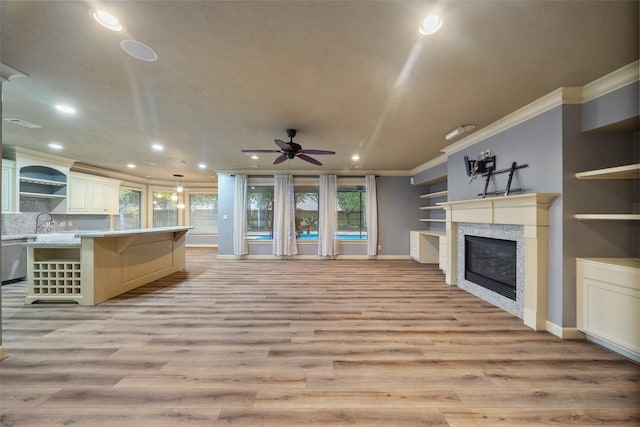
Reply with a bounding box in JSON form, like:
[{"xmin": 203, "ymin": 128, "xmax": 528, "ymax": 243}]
[
  {"xmin": 410, "ymin": 153, "xmax": 447, "ymax": 176},
  {"xmin": 440, "ymin": 86, "xmax": 581, "ymax": 156},
  {"xmin": 216, "ymin": 169, "xmax": 411, "ymax": 177},
  {"xmin": 412, "ymin": 60, "xmax": 639, "ymax": 174},
  {"xmin": 582, "ymin": 60, "xmax": 639, "ymax": 103}
]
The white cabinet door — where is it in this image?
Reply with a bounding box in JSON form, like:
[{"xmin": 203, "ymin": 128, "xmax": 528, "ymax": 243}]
[
  {"xmin": 91, "ymin": 181, "xmax": 119, "ymax": 213},
  {"xmin": 68, "ymin": 172, "xmax": 120, "ymax": 214},
  {"xmin": 68, "ymin": 176, "xmax": 89, "ymax": 212},
  {"xmin": 2, "ymin": 160, "xmax": 16, "ymax": 212}
]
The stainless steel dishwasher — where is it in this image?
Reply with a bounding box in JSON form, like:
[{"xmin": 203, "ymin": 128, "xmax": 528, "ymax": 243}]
[{"xmin": 1, "ymin": 237, "xmax": 31, "ymax": 283}]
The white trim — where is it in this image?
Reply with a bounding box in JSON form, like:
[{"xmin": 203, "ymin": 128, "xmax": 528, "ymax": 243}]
[
  {"xmin": 377, "ymin": 255, "xmax": 412, "ymax": 260},
  {"xmin": 545, "ymin": 321, "xmax": 585, "ymax": 340},
  {"xmin": 217, "ymin": 169, "xmax": 410, "ymax": 176},
  {"xmin": 410, "ymin": 153, "xmax": 448, "ymax": 177},
  {"xmin": 585, "ymin": 334, "xmax": 640, "ymax": 364},
  {"xmin": 440, "ymin": 87, "xmax": 581, "ymax": 158},
  {"xmin": 582, "ymin": 60, "xmax": 640, "ymax": 103},
  {"xmin": 412, "ymin": 61, "xmax": 640, "ymax": 173}
]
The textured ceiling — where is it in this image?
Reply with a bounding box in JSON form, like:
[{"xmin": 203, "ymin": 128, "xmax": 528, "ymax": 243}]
[{"xmin": 1, "ymin": 1, "xmax": 638, "ymax": 182}]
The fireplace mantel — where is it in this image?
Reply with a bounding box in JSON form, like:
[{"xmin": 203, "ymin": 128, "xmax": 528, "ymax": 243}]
[{"xmin": 439, "ymin": 193, "xmax": 559, "ymax": 331}]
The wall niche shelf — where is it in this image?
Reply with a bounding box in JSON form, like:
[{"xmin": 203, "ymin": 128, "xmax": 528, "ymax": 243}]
[
  {"xmin": 575, "ymin": 163, "xmax": 640, "ymax": 180},
  {"xmin": 574, "ymin": 163, "xmax": 639, "ymax": 222},
  {"xmin": 419, "ymin": 190, "xmax": 447, "ymax": 222},
  {"xmin": 419, "ymin": 190, "xmax": 448, "ymax": 199},
  {"xmin": 575, "ymin": 214, "xmax": 640, "ymax": 221},
  {"xmin": 19, "ymin": 192, "xmax": 67, "ymax": 199}
]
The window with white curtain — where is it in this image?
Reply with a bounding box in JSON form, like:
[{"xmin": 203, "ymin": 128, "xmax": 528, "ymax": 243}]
[
  {"xmin": 337, "ymin": 185, "xmax": 367, "ymax": 240},
  {"xmin": 295, "ymin": 187, "xmax": 319, "ymax": 239},
  {"xmin": 246, "ymin": 186, "xmax": 274, "ymax": 239}
]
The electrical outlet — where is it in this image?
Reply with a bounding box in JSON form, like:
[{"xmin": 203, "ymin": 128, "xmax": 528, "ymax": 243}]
[{"xmin": 378, "ymin": 244, "xmax": 382, "ymax": 250}]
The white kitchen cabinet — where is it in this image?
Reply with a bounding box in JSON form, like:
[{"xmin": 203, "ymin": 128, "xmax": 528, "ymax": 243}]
[
  {"xmin": 2, "ymin": 159, "xmax": 16, "ymax": 212},
  {"xmin": 68, "ymin": 172, "xmax": 120, "ymax": 214}
]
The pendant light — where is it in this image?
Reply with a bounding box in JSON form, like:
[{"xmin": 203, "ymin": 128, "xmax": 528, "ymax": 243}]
[{"xmin": 173, "ymin": 174, "xmax": 185, "ymax": 209}]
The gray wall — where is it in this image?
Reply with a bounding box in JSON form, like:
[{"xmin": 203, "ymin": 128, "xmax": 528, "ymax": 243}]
[
  {"xmin": 582, "ymin": 81, "xmax": 639, "ymax": 132},
  {"xmin": 377, "ymin": 176, "xmax": 425, "ymax": 255},
  {"xmin": 216, "ymin": 174, "xmax": 235, "ymax": 255},
  {"xmin": 413, "ymin": 161, "xmax": 447, "ymax": 186},
  {"xmin": 447, "ymin": 107, "xmax": 566, "ymax": 325}
]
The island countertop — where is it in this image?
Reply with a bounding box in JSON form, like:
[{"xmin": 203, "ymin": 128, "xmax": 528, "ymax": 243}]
[
  {"xmin": 26, "ymin": 227, "xmax": 192, "ymax": 248},
  {"xmin": 74, "ymin": 226, "xmax": 192, "ymax": 238}
]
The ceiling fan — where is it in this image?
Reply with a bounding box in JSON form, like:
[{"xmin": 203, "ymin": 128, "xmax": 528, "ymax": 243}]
[{"xmin": 242, "ymin": 129, "xmax": 335, "ymax": 166}]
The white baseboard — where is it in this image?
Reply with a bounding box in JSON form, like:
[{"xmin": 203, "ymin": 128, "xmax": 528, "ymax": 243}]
[
  {"xmin": 584, "ymin": 334, "xmax": 640, "ymax": 363},
  {"xmin": 545, "ymin": 321, "xmax": 586, "ymax": 340}
]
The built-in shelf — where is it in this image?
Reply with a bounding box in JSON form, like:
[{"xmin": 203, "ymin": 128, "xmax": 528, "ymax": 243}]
[
  {"xmin": 419, "ymin": 206, "xmax": 444, "ymax": 211},
  {"xmin": 19, "ymin": 192, "xmax": 67, "ymax": 199},
  {"xmin": 419, "ymin": 190, "xmax": 448, "ymax": 199},
  {"xmin": 575, "ymin": 163, "xmax": 640, "ymax": 180},
  {"xmin": 19, "ymin": 176, "xmax": 66, "ymax": 186},
  {"xmin": 419, "ymin": 218, "xmax": 446, "ymax": 223},
  {"xmin": 575, "ymin": 214, "xmax": 640, "ymax": 221}
]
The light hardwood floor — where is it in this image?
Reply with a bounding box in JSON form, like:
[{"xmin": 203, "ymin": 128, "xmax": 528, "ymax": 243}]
[{"xmin": 1, "ymin": 248, "xmax": 638, "ymax": 426}]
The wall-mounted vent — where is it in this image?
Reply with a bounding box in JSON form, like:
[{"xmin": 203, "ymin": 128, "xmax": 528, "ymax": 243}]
[{"xmin": 4, "ymin": 118, "xmax": 41, "ymax": 128}]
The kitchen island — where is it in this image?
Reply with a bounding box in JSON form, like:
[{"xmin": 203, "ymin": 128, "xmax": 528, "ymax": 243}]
[{"xmin": 25, "ymin": 226, "xmax": 191, "ymax": 305}]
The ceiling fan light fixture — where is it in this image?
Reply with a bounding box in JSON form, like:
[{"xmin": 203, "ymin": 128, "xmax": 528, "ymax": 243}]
[
  {"xmin": 445, "ymin": 124, "xmax": 476, "ymax": 141},
  {"xmin": 92, "ymin": 10, "xmax": 124, "ymax": 32},
  {"xmin": 418, "ymin": 15, "xmax": 443, "ymax": 36}
]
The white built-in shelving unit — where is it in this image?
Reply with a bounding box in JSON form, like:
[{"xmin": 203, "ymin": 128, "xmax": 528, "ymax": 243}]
[
  {"xmin": 575, "ymin": 162, "xmax": 639, "ymax": 362},
  {"xmin": 419, "ymin": 190, "xmax": 447, "ymax": 222}
]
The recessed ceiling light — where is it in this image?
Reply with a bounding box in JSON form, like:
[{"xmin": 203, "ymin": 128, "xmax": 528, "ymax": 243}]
[
  {"xmin": 55, "ymin": 104, "xmax": 76, "ymax": 114},
  {"xmin": 198, "ymin": 163, "xmax": 206, "ymax": 169},
  {"xmin": 127, "ymin": 163, "xmax": 136, "ymax": 169},
  {"xmin": 151, "ymin": 143, "xmax": 163, "ymax": 151},
  {"xmin": 250, "ymin": 155, "xmax": 259, "ymax": 160},
  {"xmin": 351, "ymin": 154, "xmax": 360, "ymax": 161},
  {"xmin": 120, "ymin": 40, "xmax": 158, "ymax": 62},
  {"xmin": 92, "ymin": 10, "xmax": 124, "ymax": 32},
  {"xmin": 48, "ymin": 143, "xmax": 63, "ymax": 150},
  {"xmin": 418, "ymin": 15, "xmax": 443, "ymax": 36}
]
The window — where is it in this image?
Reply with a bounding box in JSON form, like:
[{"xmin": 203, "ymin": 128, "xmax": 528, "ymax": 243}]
[
  {"xmin": 338, "ymin": 186, "xmax": 367, "ymax": 239},
  {"xmin": 116, "ymin": 187, "xmax": 141, "ymax": 230},
  {"xmin": 152, "ymin": 191, "xmax": 178, "ymax": 227},
  {"xmin": 295, "ymin": 188, "xmax": 319, "ymax": 239},
  {"xmin": 189, "ymin": 193, "xmax": 218, "ymax": 234},
  {"xmin": 246, "ymin": 186, "xmax": 273, "ymax": 239}
]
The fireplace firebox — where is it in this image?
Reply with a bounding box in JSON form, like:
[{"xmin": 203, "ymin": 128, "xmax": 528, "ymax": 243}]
[{"xmin": 465, "ymin": 235, "xmax": 517, "ymax": 300}]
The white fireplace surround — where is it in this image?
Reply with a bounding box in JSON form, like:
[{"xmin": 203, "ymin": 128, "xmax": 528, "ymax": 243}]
[{"xmin": 439, "ymin": 193, "xmax": 559, "ymax": 331}]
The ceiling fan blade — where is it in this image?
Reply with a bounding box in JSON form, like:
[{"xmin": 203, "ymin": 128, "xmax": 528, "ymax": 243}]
[
  {"xmin": 241, "ymin": 149, "xmax": 281, "ymax": 153},
  {"xmin": 300, "ymin": 149, "xmax": 335, "ymax": 155},
  {"xmin": 274, "ymin": 139, "xmax": 292, "ymax": 151},
  {"xmin": 273, "ymin": 154, "xmax": 288, "ymax": 165},
  {"xmin": 297, "ymin": 153, "xmax": 323, "ymax": 166}
]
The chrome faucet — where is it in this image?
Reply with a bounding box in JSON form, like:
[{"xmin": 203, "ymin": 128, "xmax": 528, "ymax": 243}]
[{"xmin": 35, "ymin": 212, "xmax": 55, "ymax": 234}]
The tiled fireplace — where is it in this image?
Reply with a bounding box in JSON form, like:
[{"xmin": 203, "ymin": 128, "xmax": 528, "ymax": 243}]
[{"xmin": 440, "ymin": 193, "xmax": 558, "ymax": 331}]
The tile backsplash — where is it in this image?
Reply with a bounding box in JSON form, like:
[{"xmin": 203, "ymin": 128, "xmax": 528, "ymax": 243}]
[{"xmin": 2, "ymin": 213, "xmax": 110, "ymax": 235}]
